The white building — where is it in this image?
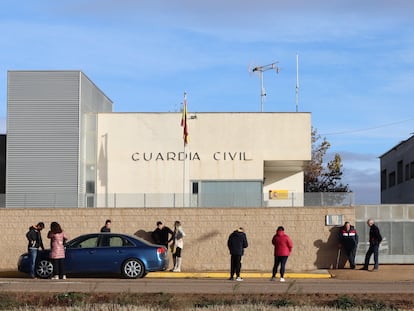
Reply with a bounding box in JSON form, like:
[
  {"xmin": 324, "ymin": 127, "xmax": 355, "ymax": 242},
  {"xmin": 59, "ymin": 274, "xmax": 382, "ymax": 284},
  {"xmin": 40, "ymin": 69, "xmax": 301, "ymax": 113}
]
[{"xmin": 6, "ymin": 71, "xmax": 311, "ymax": 208}]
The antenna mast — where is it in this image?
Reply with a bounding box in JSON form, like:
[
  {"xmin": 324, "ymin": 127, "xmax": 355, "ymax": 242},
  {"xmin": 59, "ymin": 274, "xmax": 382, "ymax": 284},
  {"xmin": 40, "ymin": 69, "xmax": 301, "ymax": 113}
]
[{"xmin": 251, "ymin": 61, "xmax": 280, "ymax": 112}]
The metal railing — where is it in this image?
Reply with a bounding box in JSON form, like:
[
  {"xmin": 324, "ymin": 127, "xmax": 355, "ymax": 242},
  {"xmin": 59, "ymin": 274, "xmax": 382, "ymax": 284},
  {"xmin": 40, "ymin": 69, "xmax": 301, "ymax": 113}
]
[{"xmin": 0, "ymin": 192, "xmax": 354, "ymax": 208}]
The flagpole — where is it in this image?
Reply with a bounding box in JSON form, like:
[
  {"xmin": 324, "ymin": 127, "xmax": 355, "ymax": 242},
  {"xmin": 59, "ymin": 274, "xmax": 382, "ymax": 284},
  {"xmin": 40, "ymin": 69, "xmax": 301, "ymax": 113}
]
[
  {"xmin": 296, "ymin": 52, "xmax": 299, "ymax": 112},
  {"xmin": 182, "ymin": 92, "xmax": 188, "ymax": 207}
]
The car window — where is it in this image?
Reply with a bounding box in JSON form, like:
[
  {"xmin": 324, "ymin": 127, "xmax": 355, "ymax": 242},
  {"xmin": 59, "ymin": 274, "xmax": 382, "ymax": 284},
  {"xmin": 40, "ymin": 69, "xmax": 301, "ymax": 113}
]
[
  {"xmin": 100, "ymin": 236, "xmax": 134, "ymax": 247},
  {"xmin": 73, "ymin": 236, "xmax": 98, "ymax": 248}
]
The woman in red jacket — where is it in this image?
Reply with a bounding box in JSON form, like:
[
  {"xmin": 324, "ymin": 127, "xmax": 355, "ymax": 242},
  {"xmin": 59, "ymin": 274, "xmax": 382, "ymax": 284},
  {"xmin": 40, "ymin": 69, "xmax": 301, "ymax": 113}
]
[{"xmin": 271, "ymin": 226, "xmax": 293, "ymax": 282}]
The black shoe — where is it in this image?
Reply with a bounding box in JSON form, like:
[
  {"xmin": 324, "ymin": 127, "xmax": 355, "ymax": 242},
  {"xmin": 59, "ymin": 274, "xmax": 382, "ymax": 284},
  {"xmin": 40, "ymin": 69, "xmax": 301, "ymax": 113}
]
[
  {"xmin": 359, "ymin": 267, "xmax": 368, "ymax": 270},
  {"xmin": 228, "ymin": 277, "xmax": 234, "ymax": 281},
  {"xmin": 350, "ymin": 265, "xmax": 356, "ymax": 269}
]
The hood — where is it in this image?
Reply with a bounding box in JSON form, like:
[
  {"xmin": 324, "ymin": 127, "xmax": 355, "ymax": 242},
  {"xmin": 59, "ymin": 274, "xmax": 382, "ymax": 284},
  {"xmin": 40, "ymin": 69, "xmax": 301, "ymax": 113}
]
[{"xmin": 276, "ymin": 230, "xmax": 285, "ymax": 236}]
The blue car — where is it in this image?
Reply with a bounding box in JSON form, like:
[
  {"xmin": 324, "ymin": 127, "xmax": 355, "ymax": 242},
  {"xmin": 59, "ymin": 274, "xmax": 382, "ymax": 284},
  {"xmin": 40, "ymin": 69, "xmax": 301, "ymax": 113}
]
[{"xmin": 18, "ymin": 233, "xmax": 168, "ymax": 279}]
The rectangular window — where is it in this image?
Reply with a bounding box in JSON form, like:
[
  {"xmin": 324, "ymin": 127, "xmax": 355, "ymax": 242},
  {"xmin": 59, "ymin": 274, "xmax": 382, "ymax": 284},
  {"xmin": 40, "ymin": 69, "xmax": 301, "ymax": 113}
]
[
  {"xmin": 405, "ymin": 164, "xmax": 410, "ymax": 181},
  {"xmin": 381, "ymin": 169, "xmax": 387, "ymax": 191},
  {"xmin": 397, "ymin": 160, "xmax": 403, "ymax": 184},
  {"xmin": 411, "ymin": 162, "xmax": 414, "ymax": 179},
  {"xmin": 389, "ymin": 171, "xmax": 396, "ymax": 188}
]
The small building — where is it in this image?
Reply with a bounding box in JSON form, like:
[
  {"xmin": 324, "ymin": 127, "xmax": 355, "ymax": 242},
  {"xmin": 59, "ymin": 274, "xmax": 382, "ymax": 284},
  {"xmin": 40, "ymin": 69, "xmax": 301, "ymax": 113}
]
[
  {"xmin": 380, "ymin": 135, "xmax": 414, "ymax": 203},
  {"xmin": 6, "ymin": 70, "xmax": 311, "ymax": 208}
]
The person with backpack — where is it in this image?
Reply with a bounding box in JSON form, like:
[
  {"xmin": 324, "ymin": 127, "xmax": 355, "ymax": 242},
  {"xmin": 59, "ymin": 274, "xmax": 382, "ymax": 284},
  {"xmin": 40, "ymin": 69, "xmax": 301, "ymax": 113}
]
[{"xmin": 26, "ymin": 222, "xmax": 45, "ymax": 279}]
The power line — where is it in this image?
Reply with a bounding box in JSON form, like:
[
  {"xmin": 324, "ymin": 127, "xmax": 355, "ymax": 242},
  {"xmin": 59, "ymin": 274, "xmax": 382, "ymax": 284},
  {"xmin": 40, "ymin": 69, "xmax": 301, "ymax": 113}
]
[{"xmin": 321, "ymin": 118, "xmax": 414, "ymax": 136}]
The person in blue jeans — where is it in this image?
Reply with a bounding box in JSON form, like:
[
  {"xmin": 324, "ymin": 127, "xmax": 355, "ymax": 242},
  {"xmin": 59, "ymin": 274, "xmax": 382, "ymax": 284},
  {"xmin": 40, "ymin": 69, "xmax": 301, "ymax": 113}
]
[
  {"xmin": 361, "ymin": 219, "xmax": 382, "ymax": 271},
  {"xmin": 26, "ymin": 222, "xmax": 45, "ymax": 278}
]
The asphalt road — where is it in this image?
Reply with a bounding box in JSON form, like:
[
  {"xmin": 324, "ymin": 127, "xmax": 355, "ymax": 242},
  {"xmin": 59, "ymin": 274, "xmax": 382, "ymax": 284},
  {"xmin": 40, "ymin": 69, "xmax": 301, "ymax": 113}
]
[{"xmin": 0, "ymin": 277, "xmax": 413, "ymax": 294}]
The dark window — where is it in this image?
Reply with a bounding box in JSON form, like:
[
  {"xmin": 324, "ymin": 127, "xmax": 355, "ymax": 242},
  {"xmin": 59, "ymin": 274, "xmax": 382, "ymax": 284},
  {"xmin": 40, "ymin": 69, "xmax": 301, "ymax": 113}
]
[
  {"xmin": 389, "ymin": 171, "xmax": 396, "ymax": 188},
  {"xmin": 192, "ymin": 182, "xmax": 199, "ymax": 194},
  {"xmin": 405, "ymin": 164, "xmax": 410, "ymax": 181},
  {"xmin": 397, "ymin": 160, "xmax": 403, "ymax": 184},
  {"xmin": 381, "ymin": 169, "xmax": 387, "ymax": 191},
  {"xmin": 411, "ymin": 162, "xmax": 414, "ymax": 179}
]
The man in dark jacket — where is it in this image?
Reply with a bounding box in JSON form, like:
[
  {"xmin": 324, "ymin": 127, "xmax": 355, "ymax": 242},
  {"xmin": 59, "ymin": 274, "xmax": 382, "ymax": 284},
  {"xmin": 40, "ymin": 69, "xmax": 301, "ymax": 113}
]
[
  {"xmin": 151, "ymin": 221, "xmax": 173, "ymax": 248},
  {"xmin": 338, "ymin": 221, "xmax": 358, "ymax": 269},
  {"xmin": 361, "ymin": 218, "xmax": 382, "ymax": 271},
  {"xmin": 227, "ymin": 227, "xmax": 248, "ymax": 281},
  {"xmin": 26, "ymin": 222, "xmax": 45, "ymax": 278}
]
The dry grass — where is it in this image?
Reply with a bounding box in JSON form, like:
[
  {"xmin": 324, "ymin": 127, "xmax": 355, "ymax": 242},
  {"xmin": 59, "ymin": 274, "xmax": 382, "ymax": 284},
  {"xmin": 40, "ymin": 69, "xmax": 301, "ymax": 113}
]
[{"xmin": 0, "ymin": 292, "xmax": 409, "ymax": 311}]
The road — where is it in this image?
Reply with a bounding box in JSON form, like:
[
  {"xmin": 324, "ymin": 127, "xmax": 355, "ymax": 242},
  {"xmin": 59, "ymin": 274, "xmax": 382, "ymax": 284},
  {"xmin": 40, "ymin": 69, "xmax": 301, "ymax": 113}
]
[{"xmin": 0, "ymin": 278, "xmax": 413, "ymax": 294}]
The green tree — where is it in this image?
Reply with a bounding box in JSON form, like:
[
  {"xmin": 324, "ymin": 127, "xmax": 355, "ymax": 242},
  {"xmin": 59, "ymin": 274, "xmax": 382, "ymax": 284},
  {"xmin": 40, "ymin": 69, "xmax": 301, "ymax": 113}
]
[{"xmin": 304, "ymin": 128, "xmax": 350, "ymax": 193}]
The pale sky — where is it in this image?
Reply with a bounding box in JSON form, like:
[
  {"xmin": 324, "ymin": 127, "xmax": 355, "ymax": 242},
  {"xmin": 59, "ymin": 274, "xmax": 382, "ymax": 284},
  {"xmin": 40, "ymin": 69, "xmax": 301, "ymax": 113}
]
[{"xmin": 1, "ymin": 1, "xmax": 414, "ymax": 204}]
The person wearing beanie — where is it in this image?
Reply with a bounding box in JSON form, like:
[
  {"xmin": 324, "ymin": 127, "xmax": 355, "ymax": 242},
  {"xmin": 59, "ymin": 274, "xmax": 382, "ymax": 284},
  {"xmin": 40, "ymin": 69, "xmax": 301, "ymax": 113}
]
[{"xmin": 270, "ymin": 226, "xmax": 293, "ymax": 282}]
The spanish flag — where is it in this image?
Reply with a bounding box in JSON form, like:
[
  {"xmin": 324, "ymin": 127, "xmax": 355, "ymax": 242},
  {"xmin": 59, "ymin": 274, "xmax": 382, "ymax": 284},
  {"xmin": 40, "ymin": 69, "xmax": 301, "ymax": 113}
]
[{"xmin": 181, "ymin": 93, "xmax": 188, "ymax": 145}]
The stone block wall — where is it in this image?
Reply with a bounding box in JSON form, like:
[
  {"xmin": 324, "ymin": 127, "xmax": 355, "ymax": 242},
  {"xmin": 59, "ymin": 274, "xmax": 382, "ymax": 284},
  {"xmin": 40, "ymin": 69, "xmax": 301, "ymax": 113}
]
[{"xmin": 0, "ymin": 207, "xmax": 355, "ymax": 272}]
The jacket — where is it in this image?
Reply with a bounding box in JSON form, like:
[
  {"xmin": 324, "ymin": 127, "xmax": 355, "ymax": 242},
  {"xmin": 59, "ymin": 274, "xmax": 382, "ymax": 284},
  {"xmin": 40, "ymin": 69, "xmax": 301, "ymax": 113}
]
[
  {"xmin": 48, "ymin": 231, "xmax": 69, "ymax": 259},
  {"xmin": 26, "ymin": 226, "xmax": 44, "ymax": 250},
  {"xmin": 339, "ymin": 225, "xmax": 359, "ymax": 249},
  {"xmin": 369, "ymin": 224, "xmax": 382, "ymax": 246},
  {"xmin": 227, "ymin": 230, "xmax": 248, "ymax": 256},
  {"xmin": 272, "ymin": 230, "xmax": 293, "ymax": 256}
]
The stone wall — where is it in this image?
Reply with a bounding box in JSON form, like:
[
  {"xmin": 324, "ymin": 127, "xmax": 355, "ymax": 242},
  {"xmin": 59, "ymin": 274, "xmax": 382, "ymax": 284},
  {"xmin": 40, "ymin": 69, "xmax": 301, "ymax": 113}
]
[{"xmin": 0, "ymin": 207, "xmax": 355, "ymax": 272}]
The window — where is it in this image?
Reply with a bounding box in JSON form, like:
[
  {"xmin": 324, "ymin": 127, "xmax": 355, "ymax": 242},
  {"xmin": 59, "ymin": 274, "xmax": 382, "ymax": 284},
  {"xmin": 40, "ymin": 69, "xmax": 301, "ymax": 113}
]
[
  {"xmin": 389, "ymin": 171, "xmax": 396, "ymax": 188},
  {"xmin": 411, "ymin": 162, "xmax": 414, "ymax": 179},
  {"xmin": 397, "ymin": 160, "xmax": 403, "ymax": 184},
  {"xmin": 405, "ymin": 164, "xmax": 410, "ymax": 181},
  {"xmin": 381, "ymin": 169, "xmax": 387, "ymax": 191}
]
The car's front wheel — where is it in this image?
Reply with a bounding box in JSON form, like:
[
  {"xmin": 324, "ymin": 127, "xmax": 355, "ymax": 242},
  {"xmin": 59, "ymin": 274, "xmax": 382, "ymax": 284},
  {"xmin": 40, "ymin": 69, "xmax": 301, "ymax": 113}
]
[
  {"xmin": 122, "ymin": 258, "xmax": 145, "ymax": 278},
  {"xmin": 36, "ymin": 259, "xmax": 53, "ymax": 279}
]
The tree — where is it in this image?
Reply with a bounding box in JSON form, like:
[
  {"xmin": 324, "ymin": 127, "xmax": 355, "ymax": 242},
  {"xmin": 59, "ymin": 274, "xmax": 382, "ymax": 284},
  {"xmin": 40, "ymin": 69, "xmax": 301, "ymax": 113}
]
[{"xmin": 304, "ymin": 128, "xmax": 350, "ymax": 193}]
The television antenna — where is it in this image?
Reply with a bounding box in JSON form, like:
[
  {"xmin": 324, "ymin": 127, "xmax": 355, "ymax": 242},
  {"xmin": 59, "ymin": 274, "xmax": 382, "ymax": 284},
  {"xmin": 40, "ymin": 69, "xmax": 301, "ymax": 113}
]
[{"xmin": 249, "ymin": 61, "xmax": 280, "ymax": 112}]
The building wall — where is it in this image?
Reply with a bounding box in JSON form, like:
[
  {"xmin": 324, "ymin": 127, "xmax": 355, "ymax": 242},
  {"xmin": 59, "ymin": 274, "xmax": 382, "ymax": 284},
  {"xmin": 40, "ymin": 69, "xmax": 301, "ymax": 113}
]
[
  {"xmin": 380, "ymin": 135, "xmax": 414, "ymax": 203},
  {"xmin": 6, "ymin": 71, "xmax": 112, "ymax": 208},
  {"xmin": 95, "ymin": 112, "xmax": 311, "ymax": 207},
  {"xmin": 0, "ymin": 207, "xmax": 354, "ymax": 272}
]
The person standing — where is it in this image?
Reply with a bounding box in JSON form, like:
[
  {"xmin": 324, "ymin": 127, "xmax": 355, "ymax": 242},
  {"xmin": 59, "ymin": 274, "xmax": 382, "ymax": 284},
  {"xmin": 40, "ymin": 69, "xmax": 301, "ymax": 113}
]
[
  {"xmin": 227, "ymin": 227, "xmax": 248, "ymax": 281},
  {"xmin": 171, "ymin": 221, "xmax": 186, "ymax": 272},
  {"xmin": 26, "ymin": 222, "xmax": 45, "ymax": 279},
  {"xmin": 270, "ymin": 226, "xmax": 293, "ymax": 282},
  {"xmin": 361, "ymin": 218, "xmax": 382, "ymax": 271},
  {"xmin": 47, "ymin": 222, "xmax": 69, "ymax": 280},
  {"xmin": 151, "ymin": 221, "xmax": 173, "ymax": 248},
  {"xmin": 100, "ymin": 219, "xmax": 111, "ymax": 232},
  {"xmin": 338, "ymin": 221, "xmax": 358, "ymax": 269}
]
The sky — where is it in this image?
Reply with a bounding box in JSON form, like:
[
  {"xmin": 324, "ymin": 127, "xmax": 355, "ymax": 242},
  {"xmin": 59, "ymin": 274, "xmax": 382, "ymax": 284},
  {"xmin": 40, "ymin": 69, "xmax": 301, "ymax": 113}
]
[{"xmin": 1, "ymin": 0, "xmax": 414, "ymax": 204}]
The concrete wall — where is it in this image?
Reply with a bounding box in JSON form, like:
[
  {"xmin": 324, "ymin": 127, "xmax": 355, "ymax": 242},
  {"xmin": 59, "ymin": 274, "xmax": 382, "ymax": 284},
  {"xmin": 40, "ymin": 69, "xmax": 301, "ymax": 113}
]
[{"xmin": 0, "ymin": 207, "xmax": 354, "ymax": 273}]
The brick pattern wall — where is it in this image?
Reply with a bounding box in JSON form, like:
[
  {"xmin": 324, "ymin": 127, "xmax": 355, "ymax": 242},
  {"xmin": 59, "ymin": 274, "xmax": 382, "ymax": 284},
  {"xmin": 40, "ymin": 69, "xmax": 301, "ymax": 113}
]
[{"xmin": 1, "ymin": 207, "xmax": 355, "ymax": 272}]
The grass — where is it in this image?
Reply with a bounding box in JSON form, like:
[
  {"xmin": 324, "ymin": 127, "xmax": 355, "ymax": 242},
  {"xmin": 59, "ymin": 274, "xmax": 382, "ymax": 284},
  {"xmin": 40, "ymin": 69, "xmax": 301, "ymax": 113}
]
[{"xmin": 0, "ymin": 292, "xmax": 408, "ymax": 310}]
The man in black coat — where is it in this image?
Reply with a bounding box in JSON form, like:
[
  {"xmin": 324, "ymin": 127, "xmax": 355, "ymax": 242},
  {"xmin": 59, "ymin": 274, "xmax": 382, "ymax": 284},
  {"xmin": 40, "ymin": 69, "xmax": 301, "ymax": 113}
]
[
  {"xmin": 361, "ymin": 218, "xmax": 382, "ymax": 271},
  {"xmin": 151, "ymin": 221, "xmax": 173, "ymax": 248},
  {"xmin": 227, "ymin": 227, "xmax": 248, "ymax": 281}
]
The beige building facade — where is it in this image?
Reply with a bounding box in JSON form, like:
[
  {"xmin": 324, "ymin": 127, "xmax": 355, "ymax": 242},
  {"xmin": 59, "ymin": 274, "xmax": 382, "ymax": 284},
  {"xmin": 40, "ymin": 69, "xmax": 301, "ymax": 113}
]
[{"xmin": 93, "ymin": 112, "xmax": 311, "ymax": 208}]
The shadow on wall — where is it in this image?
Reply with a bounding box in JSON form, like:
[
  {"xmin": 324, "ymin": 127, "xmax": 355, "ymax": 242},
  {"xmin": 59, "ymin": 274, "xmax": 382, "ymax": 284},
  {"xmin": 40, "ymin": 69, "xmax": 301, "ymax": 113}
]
[
  {"xmin": 134, "ymin": 230, "xmax": 154, "ymax": 243},
  {"xmin": 314, "ymin": 226, "xmax": 342, "ymax": 269}
]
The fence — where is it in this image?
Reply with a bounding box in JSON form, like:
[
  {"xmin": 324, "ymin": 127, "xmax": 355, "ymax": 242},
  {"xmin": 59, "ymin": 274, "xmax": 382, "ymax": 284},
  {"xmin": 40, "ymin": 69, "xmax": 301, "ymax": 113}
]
[
  {"xmin": 355, "ymin": 205, "xmax": 414, "ymax": 264},
  {"xmin": 0, "ymin": 192, "xmax": 355, "ymax": 208}
]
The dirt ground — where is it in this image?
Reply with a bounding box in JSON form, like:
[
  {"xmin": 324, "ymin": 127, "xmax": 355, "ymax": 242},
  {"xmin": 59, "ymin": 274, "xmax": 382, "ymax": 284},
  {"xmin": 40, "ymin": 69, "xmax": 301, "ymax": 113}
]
[{"xmin": 328, "ymin": 264, "xmax": 414, "ymax": 281}]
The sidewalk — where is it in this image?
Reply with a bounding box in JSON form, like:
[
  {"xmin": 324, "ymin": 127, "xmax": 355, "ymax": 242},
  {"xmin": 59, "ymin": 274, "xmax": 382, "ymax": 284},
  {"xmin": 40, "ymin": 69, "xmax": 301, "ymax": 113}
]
[
  {"xmin": 1, "ymin": 270, "xmax": 331, "ymax": 279},
  {"xmin": 147, "ymin": 270, "xmax": 331, "ymax": 279}
]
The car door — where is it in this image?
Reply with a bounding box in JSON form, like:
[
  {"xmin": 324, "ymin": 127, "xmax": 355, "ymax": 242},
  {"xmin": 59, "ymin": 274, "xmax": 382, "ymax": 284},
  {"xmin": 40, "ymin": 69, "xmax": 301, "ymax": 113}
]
[
  {"xmin": 95, "ymin": 235, "xmax": 133, "ymax": 273},
  {"xmin": 65, "ymin": 235, "xmax": 101, "ymax": 274}
]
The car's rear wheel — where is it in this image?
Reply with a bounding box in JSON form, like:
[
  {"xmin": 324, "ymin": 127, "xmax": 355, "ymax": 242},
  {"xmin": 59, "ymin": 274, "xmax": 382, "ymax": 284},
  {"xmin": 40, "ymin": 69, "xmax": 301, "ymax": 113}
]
[
  {"xmin": 122, "ymin": 258, "xmax": 145, "ymax": 278},
  {"xmin": 36, "ymin": 259, "xmax": 53, "ymax": 279}
]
